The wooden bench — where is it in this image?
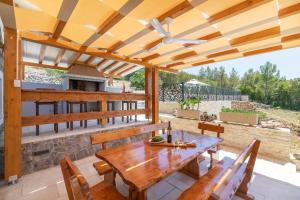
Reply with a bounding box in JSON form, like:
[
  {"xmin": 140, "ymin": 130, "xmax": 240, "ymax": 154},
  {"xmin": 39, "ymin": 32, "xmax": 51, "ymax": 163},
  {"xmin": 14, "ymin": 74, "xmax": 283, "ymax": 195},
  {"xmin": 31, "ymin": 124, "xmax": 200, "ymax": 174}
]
[
  {"xmin": 198, "ymin": 122, "xmax": 224, "ymax": 169},
  {"xmin": 90, "ymin": 122, "xmax": 169, "ymax": 185},
  {"xmin": 60, "ymin": 156, "xmax": 125, "ymax": 200},
  {"xmin": 179, "ymin": 139, "xmax": 260, "ymax": 200}
]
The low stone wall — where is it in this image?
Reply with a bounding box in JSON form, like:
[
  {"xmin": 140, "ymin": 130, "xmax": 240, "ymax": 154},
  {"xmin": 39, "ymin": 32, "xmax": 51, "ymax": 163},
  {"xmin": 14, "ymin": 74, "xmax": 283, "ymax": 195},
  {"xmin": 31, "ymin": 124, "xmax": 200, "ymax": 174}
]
[
  {"xmin": 231, "ymin": 101, "xmax": 256, "ymax": 111},
  {"xmin": 22, "ymin": 124, "xmax": 151, "ymax": 175}
]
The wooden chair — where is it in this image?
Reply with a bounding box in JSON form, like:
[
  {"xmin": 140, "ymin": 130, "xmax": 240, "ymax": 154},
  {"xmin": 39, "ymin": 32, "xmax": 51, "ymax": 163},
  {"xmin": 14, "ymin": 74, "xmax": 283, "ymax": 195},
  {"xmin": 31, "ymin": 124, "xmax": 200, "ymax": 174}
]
[
  {"xmin": 198, "ymin": 122, "xmax": 224, "ymax": 169},
  {"xmin": 60, "ymin": 156, "xmax": 125, "ymax": 200},
  {"xmin": 179, "ymin": 139, "xmax": 261, "ymax": 200},
  {"xmin": 90, "ymin": 122, "xmax": 169, "ymax": 185}
]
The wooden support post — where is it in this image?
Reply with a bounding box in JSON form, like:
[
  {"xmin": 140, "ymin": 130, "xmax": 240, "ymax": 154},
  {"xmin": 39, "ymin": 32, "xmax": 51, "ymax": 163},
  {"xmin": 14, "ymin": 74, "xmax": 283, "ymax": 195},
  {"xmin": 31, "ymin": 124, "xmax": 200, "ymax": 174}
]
[
  {"xmin": 144, "ymin": 67, "xmax": 152, "ymax": 119},
  {"xmin": 151, "ymin": 67, "xmax": 159, "ymax": 136},
  {"xmin": 4, "ymin": 28, "xmax": 22, "ymax": 182},
  {"xmin": 101, "ymin": 98, "xmax": 108, "ymax": 126}
]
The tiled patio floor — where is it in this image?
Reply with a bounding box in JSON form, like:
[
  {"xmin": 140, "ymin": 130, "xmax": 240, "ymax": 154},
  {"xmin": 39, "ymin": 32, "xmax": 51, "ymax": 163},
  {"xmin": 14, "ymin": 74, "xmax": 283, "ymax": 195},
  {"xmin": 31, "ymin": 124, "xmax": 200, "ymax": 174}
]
[{"xmin": 1, "ymin": 150, "xmax": 300, "ymax": 200}]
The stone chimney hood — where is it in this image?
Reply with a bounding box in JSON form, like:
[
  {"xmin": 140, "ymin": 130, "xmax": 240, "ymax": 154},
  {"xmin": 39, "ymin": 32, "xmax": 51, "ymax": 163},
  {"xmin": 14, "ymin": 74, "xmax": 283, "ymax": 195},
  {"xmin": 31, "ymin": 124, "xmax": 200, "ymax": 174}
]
[{"xmin": 62, "ymin": 65, "xmax": 106, "ymax": 82}]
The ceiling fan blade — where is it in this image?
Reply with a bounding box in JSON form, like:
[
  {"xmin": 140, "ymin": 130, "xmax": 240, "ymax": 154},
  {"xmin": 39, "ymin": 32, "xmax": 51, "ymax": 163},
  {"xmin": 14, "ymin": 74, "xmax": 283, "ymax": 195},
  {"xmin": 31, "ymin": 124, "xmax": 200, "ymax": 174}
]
[
  {"xmin": 149, "ymin": 19, "xmax": 170, "ymax": 37},
  {"xmin": 172, "ymin": 38, "xmax": 207, "ymax": 45},
  {"xmin": 147, "ymin": 42, "xmax": 163, "ymax": 52}
]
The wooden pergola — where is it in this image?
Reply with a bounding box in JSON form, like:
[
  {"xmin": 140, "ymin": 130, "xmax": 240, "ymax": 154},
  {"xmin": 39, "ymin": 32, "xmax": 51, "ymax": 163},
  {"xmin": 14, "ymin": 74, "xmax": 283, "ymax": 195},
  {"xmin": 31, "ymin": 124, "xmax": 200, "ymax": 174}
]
[{"xmin": 1, "ymin": 0, "xmax": 300, "ymax": 182}]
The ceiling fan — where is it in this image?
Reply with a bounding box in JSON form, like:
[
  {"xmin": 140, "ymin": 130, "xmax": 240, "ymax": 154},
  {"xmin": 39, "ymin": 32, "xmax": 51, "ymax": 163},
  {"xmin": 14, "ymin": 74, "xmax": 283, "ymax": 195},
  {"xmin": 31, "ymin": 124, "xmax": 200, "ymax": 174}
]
[{"xmin": 148, "ymin": 17, "xmax": 207, "ymax": 52}]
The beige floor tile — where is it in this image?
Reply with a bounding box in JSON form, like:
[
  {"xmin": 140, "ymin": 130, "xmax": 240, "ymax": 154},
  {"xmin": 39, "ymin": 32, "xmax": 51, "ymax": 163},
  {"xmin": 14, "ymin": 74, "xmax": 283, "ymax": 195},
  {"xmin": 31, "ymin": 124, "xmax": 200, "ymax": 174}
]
[
  {"xmin": 166, "ymin": 172, "xmax": 195, "ymax": 191},
  {"xmin": 147, "ymin": 181, "xmax": 174, "ymax": 200},
  {"xmin": 78, "ymin": 163, "xmax": 98, "ymax": 178},
  {"xmin": 86, "ymin": 175, "xmax": 104, "ymax": 187},
  {"xmin": 159, "ymin": 188, "xmax": 182, "ymax": 200},
  {"xmin": 56, "ymin": 180, "xmax": 67, "ymax": 197},
  {"xmin": 0, "ymin": 182, "xmax": 23, "ymax": 200},
  {"xmin": 20, "ymin": 184, "xmax": 59, "ymax": 200}
]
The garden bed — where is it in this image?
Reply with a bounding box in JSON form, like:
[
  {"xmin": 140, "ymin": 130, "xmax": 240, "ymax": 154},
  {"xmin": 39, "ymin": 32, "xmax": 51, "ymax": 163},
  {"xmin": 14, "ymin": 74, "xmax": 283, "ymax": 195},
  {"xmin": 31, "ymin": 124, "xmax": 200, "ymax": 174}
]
[
  {"xmin": 220, "ymin": 108, "xmax": 259, "ymax": 126},
  {"xmin": 176, "ymin": 109, "xmax": 201, "ymax": 120}
]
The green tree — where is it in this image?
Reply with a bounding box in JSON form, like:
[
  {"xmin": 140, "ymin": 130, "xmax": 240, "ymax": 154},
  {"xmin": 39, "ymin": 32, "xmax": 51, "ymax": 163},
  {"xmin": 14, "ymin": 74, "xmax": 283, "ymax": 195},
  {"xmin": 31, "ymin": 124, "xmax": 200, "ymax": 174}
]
[
  {"xmin": 228, "ymin": 68, "xmax": 239, "ymax": 89},
  {"xmin": 128, "ymin": 69, "xmax": 144, "ymax": 90},
  {"xmin": 259, "ymin": 62, "xmax": 280, "ymax": 104}
]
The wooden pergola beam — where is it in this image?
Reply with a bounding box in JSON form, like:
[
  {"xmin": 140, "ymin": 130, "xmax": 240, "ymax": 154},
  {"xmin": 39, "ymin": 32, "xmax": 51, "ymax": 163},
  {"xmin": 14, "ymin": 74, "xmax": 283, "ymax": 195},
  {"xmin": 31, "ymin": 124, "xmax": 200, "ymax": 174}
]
[
  {"xmin": 38, "ymin": 45, "xmax": 47, "ymax": 64},
  {"xmin": 117, "ymin": 65, "xmax": 137, "ymax": 76},
  {"xmin": 83, "ymin": 0, "xmax": 143, "ymax": 47},
  {"xmin": 52, "ymin": 0, "xmax": 79, "ymax": 39},
  {"xmin": 101, "ymin": 61, "xmax": 119, "ymax": 72},
  {"xmin": 110, "ymin": 0, "xmax": 201, "ymax": 52},
  {"xmin": 20, "ymin": 32, "xmax": 153, "ymax": 67},
  {"xmin": 109, "ymin": 63, "xmax": 129, "ymax": 75},
  {"xmin": 54, "ymin": 49, "xmax": 65, "ymax": 65},
  {"xmin": 22, "ymin": 61, "xmax": 68, "ymax": 71},
  {"xmin": 85, "ymin": 56, "xmax": 96, "ymax": 64}
]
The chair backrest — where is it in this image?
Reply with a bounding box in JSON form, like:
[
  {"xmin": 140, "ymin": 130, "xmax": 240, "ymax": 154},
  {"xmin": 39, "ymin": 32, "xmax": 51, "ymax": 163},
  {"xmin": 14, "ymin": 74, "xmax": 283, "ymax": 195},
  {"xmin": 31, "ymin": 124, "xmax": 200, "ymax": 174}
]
[
  {"xmin": 212, "ymin": 139, "xmax": 260, "ymax": 199},
  {"xmin": 198, "ymin": 122, "xmax": 224, "ymax": 138},
  {"xmin": 90, "ymin": 122, "xmax": 169, "ymax": 147},
  {"xmin": 60, "ymin": 156, "xmax": 92, "ymax": 200}
]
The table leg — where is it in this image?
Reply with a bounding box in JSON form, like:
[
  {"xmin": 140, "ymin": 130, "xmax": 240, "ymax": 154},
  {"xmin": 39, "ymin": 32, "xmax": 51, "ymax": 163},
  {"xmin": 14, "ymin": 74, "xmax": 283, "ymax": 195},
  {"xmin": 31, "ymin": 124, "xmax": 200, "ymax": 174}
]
[
  {"xmin": 180, "ymin": 155, "xmax": 205, "ymax": 179},
  {"xmin": 129, "ymin": 186, "xmax": 147, "ymax": 200}
]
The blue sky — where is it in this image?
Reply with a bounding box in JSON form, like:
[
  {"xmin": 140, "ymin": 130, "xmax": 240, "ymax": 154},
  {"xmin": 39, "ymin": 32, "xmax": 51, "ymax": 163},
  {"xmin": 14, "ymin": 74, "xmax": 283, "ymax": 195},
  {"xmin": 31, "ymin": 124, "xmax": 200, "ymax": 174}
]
[{"xmin": 183, "ymin": 46, "xmax": 300, "ymax": 80}]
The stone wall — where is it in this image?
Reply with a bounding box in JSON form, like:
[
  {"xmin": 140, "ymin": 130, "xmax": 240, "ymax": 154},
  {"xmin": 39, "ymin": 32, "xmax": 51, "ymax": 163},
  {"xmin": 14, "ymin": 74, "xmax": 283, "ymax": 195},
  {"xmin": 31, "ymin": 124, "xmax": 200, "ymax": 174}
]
[
  {"xmin": 231, "ymin": 101, "xmax": 256, "ymax": 111},
  {"xmin": 22, "ymin": 124, "xmax": 151, "ymax": 175}
]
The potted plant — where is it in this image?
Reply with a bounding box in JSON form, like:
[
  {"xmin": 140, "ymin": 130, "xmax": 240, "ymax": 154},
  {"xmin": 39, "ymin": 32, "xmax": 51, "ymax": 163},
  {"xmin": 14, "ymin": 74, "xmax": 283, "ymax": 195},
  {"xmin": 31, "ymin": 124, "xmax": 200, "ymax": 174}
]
[
  {"xmin": 177, "ymin": 97, "xmax": 202, "ymax": 120},
  {"xmin": 219, "ymin": 107, "xmax": 259, "ymax": 126}
]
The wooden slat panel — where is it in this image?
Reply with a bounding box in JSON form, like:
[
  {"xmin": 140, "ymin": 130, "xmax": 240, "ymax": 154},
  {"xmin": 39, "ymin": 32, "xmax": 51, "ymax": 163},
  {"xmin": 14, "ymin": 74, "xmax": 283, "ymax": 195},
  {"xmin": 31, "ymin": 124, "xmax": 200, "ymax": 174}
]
[
  {"xmin": 279, "ymin": 2, "xmax": 300, "ymax": 18},
  {"xmin": 184, "ymin": 31, "xmax": 222, "ymax": 47},
  {"xmin": 110, "ymin": 63, "xmax": 128, "ymax": 75},
  {"xmin": 142, "ymin": 53, "xmax": 160, "ymax": 61},
  {"xmin": 166, "ymin": 61, "xmax": 184, "ymax": 68},
  {"xmin": 192, "ymin": 59, "xmax": 215, "ymax": 66},
  {"xmin": 157, "ymin": 0, "xmax": 193, "ymax": 21},
  {"xmin": 172, "ymin": 51, "xmax": 197, "ymax": 61},
  {"xmin": 23, "ymin": 61, "xmax": 68, "ymax": 71},
  {"xmin": 207, "ymin": 49, "xmax": 239, "ymax": 59},
  {"xmin": 22, "ymin": 109, "xmax": 148, "ymax": 126},
  {"xmin": 90, "ymin": 122, "xmax": 168, "ymax": 144},
  {"xmin": 230, "ymin": 26, "xmax": 281, "ymax": 46},
  {"xmin": 281, "ymin": 33, "xmax": 300, "ymax": 42},
  {"xmin": 208, "ymin": 0, "xmax": 271, "ymax": 23},
  {"xmin": 144, "ymin": 39, "xmax": 162, "ymax": 50},
  {"xmin": 21, "ymin": 89, "xmax": 147, "ymax": 102},
  {"xmin": 243, "ymin": 45, "xmax": 282, "ymax": 56}
]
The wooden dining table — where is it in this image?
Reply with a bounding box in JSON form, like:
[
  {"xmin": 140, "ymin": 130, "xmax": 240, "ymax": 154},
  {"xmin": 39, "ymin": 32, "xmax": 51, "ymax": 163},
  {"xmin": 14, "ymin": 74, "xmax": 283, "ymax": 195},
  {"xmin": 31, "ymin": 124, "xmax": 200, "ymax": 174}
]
[{"xmin": 95, "ymin": 131, "xmax": 223, "ymax": 200}]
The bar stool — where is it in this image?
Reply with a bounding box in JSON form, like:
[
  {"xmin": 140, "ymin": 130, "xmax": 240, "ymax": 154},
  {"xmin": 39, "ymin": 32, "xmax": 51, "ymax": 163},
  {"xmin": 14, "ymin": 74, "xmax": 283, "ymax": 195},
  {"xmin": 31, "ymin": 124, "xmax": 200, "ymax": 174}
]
[
  {"xmin": 66, "ymin": 101, "xmax": 88, "ymax": 130},
  {"xmin": 107, "ymin": 101, "xmax": 116, "ymax": 124},
  {"xmin": 35, "ymin": 88, "xmax": 58, "ymax": 136}
]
